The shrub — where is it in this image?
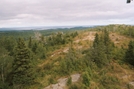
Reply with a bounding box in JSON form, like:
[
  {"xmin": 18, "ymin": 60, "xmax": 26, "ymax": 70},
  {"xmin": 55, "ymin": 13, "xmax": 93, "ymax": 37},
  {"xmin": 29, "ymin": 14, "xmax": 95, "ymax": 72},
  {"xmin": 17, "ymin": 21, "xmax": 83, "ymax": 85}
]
[
  {"xmin": 67, "ymin": 77, "xmax": 72, "ymax": 86},
  {"xmin": 82, "ymin": 72, "xmax": 90, "ymax": 87},
  {"xmin": 69, "ymin": 84, "xmax": 78, "ymax": 89}
]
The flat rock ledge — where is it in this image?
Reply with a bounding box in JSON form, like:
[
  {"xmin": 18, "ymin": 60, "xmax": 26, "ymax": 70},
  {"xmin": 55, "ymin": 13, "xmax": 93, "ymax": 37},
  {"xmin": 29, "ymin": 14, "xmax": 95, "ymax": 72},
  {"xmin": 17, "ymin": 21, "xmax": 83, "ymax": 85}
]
[{"xmin": 44, "ymin": 74, "xmax": 81, "ymax": 89}]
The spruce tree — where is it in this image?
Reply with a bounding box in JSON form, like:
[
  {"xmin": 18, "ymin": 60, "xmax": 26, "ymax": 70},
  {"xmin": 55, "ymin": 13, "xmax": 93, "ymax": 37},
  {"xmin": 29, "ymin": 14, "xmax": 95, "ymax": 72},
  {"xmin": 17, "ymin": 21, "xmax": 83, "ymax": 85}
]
[
  {"xmin": 82, "ymin": 72, "xmax": 90, "ymax": 87},
  {"xmin": 90, "ymin": 40, "xmax": 107, "ymax": 67},
  {"xmin": 12, "ymin": 38, "xmax": 35, "ymax": 88},
  {"xmin": 125, "ymin": 41, "xmax": 134, "ymax": 66},
  {"xmin": 28, "ymin": 37, "xmax": 32, "ymax": 48},
  {"xmin": 89, "ymin": 31, "xmax": 114, "ymax": 67},
  {"xmin": 103, "ymin": 30, "xmax": 110, "ymax": 46},
  {"xmin": 93, "ymin": 33, "xmax": 99, "ymax": 48},
  {"xmin": 103, "ymin": 30, "xmax": 114, "ymax": 59},
  {"xmin": 32, "ymin": 42, "xmax": 37, "ymax": 54}
]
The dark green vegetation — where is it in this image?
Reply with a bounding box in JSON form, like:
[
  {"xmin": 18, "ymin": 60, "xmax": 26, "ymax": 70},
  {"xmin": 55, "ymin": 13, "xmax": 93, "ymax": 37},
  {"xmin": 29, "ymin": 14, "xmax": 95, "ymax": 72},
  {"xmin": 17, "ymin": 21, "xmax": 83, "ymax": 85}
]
[
  {"xmin": 12, "ymin": 38, "xmax": 36, "ymax": 89},
  {"xmin": 0, "ymin": 25, "xmax": 134, "ymax": 89},
  {"xmin": 125, "ymin": 41, "xmax": 134, "ymax": 66},
  {"xmin": 0, "ymin": 27, "xmax": 87, "ymax": 38},
  {"xmin": 101, "ymin": 25, "xmax": 134, "ymax": 38}
]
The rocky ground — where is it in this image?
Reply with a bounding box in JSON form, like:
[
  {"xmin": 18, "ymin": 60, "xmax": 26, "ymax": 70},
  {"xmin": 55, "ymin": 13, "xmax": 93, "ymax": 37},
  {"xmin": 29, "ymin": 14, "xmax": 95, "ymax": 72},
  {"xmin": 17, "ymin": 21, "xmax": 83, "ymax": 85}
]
[{"xmin": 44, "ymin": 74, "xmax": 81, "ymax": 89}]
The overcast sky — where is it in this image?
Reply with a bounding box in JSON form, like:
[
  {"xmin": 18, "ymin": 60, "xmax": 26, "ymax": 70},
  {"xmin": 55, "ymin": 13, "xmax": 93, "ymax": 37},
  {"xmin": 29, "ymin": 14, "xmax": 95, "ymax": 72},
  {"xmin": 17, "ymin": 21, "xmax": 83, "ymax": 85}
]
[{"xmin": 0, "ymin": 0, "xmax": 134, "ymax": 27}]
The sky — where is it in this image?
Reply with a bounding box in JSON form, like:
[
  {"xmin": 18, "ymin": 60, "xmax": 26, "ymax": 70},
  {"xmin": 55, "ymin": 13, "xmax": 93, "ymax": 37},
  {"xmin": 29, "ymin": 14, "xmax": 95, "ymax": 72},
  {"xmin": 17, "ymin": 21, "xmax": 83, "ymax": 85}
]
[{"xmin": 0, "ymin": 0, "xmax": 134, "ymax": 27}]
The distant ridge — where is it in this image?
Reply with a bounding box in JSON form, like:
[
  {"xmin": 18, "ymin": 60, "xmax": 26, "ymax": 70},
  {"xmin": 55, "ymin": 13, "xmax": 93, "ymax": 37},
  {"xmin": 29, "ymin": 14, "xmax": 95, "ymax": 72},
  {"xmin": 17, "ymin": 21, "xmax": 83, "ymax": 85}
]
[{"xmin": 0, "ymin": 25, "xmax": 101, "ymax": 31}]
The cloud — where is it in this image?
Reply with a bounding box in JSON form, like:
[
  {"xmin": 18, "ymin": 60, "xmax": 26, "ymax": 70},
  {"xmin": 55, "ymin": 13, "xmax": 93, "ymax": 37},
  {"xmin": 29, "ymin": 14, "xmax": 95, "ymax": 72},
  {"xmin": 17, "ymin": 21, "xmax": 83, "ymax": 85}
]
[{"xmin": 0, "ymin": 0, "xmax": 134, "ymax": 27}]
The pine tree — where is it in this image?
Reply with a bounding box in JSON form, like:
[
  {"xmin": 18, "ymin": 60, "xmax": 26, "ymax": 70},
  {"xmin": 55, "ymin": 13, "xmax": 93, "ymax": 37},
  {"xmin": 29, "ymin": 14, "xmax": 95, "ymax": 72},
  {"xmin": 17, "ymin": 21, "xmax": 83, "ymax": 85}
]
[
  {"xmin": 12, "ymin": 38, "xmax": 35, "ymax": 88},
  {"xmin": 125, "ymin": 41, "xmax": 134, "ymax": 66}
]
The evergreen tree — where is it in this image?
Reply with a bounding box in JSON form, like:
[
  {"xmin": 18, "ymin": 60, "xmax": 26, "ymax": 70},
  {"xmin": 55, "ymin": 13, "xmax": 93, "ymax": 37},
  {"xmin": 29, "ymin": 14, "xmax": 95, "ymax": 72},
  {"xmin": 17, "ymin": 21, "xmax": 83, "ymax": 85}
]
[
  {"xmin": 93, "ymin": 33, "xmax": 99, "ymax": 48},
  {"xmin": 125, "ymin": 41, "xmax": 134, "ymax": 66},
  {"xmin": 0, "ymin": 47, "xmax": 13, "ymax": 89},
  {"xmin": 28, "ymin": 37, "xmax": 32, "ymax": 48},
  {"xmin": 32, "ymin": 42, "xmax": 38, "ymax": 54},
  {"xmin": 1, "ymin": 37, "xmax": 16, "ymax": 56},
  {"xmin": 82, "ymin": 72, "xmax": 90, "ymax": 87},
  {"xmin": 89, "ymin": 30, "xmax": 114, "ymax": 67},
  {"xmin": 12, "ymin": 38, "xmax": 35, "ymax": 88},
  {"xmin": 103, "ymin": 30, "xmax": 111, "ymax": 46},
  {"xmin": 66, "ymin": 77, "xmax": 72, "ymax": 86},
  {"xmin": 36, "ymin": 43, "xmax": 46, "ymax": 59},
  {"xmin": 103, "ymin": 30, "xmax": 114, "ymax": 59},
  {"xmin": 60, "ymin": 44, "xmax": 82, "ymax": 74},
  {"xmin": 90, "ymin": 40, "xmax": 107, "ymax": 67}
]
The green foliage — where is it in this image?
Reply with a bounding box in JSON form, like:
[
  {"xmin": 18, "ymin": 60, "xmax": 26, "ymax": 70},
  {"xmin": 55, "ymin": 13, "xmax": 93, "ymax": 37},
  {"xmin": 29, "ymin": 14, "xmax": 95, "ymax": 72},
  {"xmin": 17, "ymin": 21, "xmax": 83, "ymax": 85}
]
[
  {"xmin": 100, "ymin": 75, "xmax": 119, "ymax": 89},
  {"xmin": 0, "ymin": 81, "xmax": 11, "ymax": 89},
  {"xmin": 90, "ymin": 42, "xmax": 108, "ymax": 67},
  {"xmin": 45, "ymin": 31, "xmax": 77, "ymax": 46},
  {"xmin": 103, "ymin": 30, "xmax": 111, "ymax": 46},
  {"xmin": 88, "ymin": 30, "xmax": 114, "ymax": 67},
  {"xmin": 0, "ymin": 25, "xmax": 133, "ymax": 89},
  {"xmin": 82, "ymin": 72, "xmax": 90, "ymax": 87},
  {"xmin": 119, "ymin": 26, "xmax": 134, "ymax": 38},
  {"xmin": 93, "ymin": 33, "xmax": 99, "ymax": 48},
  {"xmin": 28, "ymin": 37, "xmax": 32, "ymax": 48},
  {"xmin": 0, "ymin": 36, "xmax": 16, "ymax": 56},
  {"xmin": 69, "ymin": 84, "xmax": 79, "ymax": 89},
  {"xmin": 60, "ymin": 60, "xmax": 69, "ymax": 75},
  {"xmin": 48, "ymin": 76, "xmax": 56, "ymax": 84},
  {"xmin": 59, "ymin": 46, "xmax": 83, "ymax": 75},
  {"xmin": 125, "ymin": 41, "xmax": 134, "ymax": 66},
  {"xmin": 32, "ymin": 42, "xmax": 38, "ymax": 54},
  {"xmin": 46, "ymin": 32, "xmax": 64, "ymax": 46},
  {"xmin": 113, "ymin": 47, "xmax": 125, "ymax": 60},
  {"xmin": 35, "ymin": 43, "xmax": 46, "ymax": 59},
  {"xmin": 106, "ymin": 25, "xmax": 134, "ymax": 38},
  {"xmin": 12, "ymin": 38, "xmax": 36, "ymax": 87},
  {"xmin": 67, "ymin": 77, "xmax": 72, "ymax": 86},
  {"xmin": 0, "ymin": 47, "xmax": 13, "ymax": 89},
  {"xmin": 85, "ymin": 67, "xmax": 93, "ymax": 78}
]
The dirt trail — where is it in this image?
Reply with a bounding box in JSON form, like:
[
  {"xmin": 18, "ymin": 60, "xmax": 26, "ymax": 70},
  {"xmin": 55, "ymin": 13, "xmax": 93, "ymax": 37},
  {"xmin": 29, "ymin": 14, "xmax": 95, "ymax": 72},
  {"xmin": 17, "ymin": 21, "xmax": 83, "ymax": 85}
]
[{"xmin": 44, "ymin": 74, "xmax": 81, "ymax": 89}]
